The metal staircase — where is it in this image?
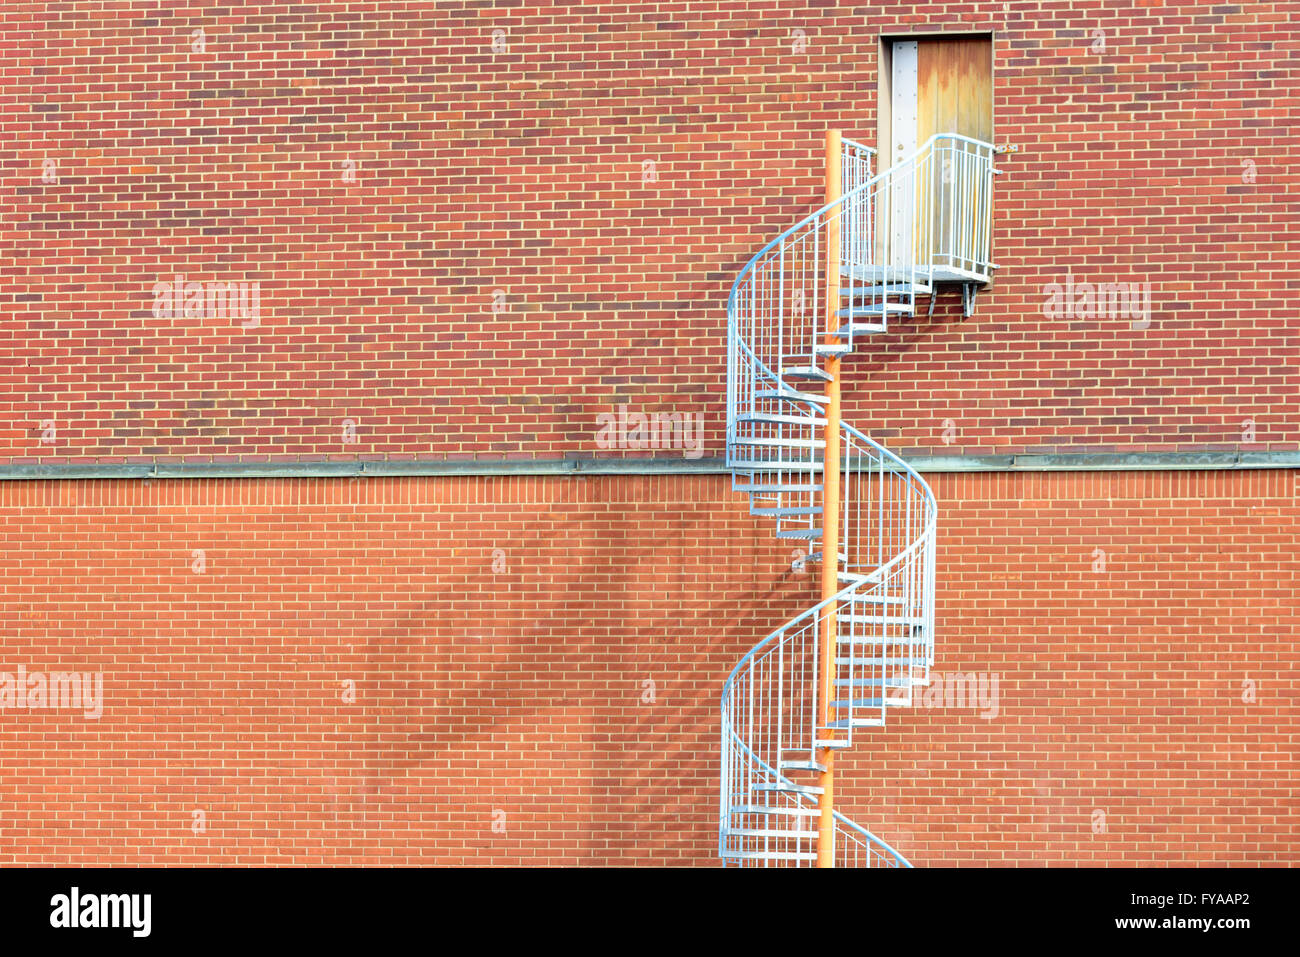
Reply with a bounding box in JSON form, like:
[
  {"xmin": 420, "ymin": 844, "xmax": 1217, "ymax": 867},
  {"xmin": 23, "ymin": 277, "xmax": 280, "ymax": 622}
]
[{"xmin": 720, "ymin": 133, "xmax": 999, "ymax": 866}]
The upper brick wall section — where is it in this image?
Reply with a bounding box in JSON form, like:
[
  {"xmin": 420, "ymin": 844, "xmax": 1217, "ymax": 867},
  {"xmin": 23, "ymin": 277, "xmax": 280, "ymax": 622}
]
[{"xmin": 3, "ymin": 2, "xmax": 1296, "ymax": 464}]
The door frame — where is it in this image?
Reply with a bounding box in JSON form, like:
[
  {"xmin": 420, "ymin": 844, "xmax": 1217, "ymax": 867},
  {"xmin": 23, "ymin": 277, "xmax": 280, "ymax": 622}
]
[{"xmin": 875, "ymin": 31, "xmax": 998, "ymax": 282}]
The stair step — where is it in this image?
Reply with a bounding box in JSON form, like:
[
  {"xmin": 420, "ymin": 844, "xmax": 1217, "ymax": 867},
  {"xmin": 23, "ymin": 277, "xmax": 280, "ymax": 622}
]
[
  {"xmin": 739, "ymin": 412, "xmax": 827, "ymax": 427},
  {"xmin": 733, "ymin": 461, "xmax": 823, "ymax": 472},
  {"xmin": 841, "ymin": 264, "xmax": 924, "ymax": 283},
  {"xmin": 836, "ymin": 322, "xmax": 888, "ymax": 336},
  {"xmin": 783, "ymin": 366, "xmax": 833, "ymax": 382},
  {"xmin": 736, "ymin": 483, "xmax": 823, "ymax": 494},
  {"xmin": 833, "ymin": 677, "xmax": 915, "ymax": 688},
  {"xmin": 756, "ymin": 388, "xmax": 829, "ymax": 405},
  {"xmin": 839, "ymin": 614, "xmax": 927, "ymax": 627},
  {"xmin": 807, "ymin": 551, "xmax": 849, "ymax": 563},
  {"xmin": 820, "ymin": 720, "xmax": 883, "ymax": 732},
  {"xmin": 752, "ymin": 782, "xmax": 824, "ymax": 796},
  {"xmin": 821, "ymin": 717, "xmax": 887, "ymax": 730},
  {"xmin": 838, "ymin": 570, "xmax": 886, "ymax": 585},
  {"xmin": 841, "ymin": 284, "xmax": 931, "ymax": 297},
  {"xmin": 846, "ymin": 593, "xmax": 905, "ymax": 606},
  {"xmin": 723, "ymin": 849, "xmax": 817, "ymax": 862},
  {"xmin": 814, "ymin": 738, "xmax": 856, "ymax": 749},
  {"xmin": 838, "ymin": 636, "xmax": 923, "ymax": 647},
  {"xmin": 836, "ymin": 304, "xmax": 911, "ymax": 318},
  {"xmin": 830, "ymin": 697, "xmax": 910, "ymax": 709},
  {"xmin": 836, "ymin": 656, "xmax": 928, "ymax": 666},
  {"xmin": 775, "ymin": 528, "xmax": 822, "ymax": 540},
  {"xmin": 728, "ymin": 805, "xmax": 820, "ymax": 818},
  {"xmin": 733, "ymin": 436, "xmax": 826, "ymax": 449},
  {"xmin": 752, "ymin": 506, "xmax": 822, "ymax": 517},
  {"xmin": 723, "ymin": 827, "xmax": 817, "ymax": 840},
  {"xmin": 778, "ymin": 759, "xmax": 827, "ymax": 773},
  {"xmin": 813, "ymin": 342, "xmax": 853, "ymax": 356}
]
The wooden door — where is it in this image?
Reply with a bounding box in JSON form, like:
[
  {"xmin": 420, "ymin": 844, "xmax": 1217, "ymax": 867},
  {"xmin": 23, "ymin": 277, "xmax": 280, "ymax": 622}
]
[{"xmin": 916, "ymin": 35, "xmax": 992, "ymax": 146}]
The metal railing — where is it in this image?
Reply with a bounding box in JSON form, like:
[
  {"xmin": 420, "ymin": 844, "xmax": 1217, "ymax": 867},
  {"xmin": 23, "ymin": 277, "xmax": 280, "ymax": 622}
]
[
  {"xmin": 727, "ymin": 134, "xmax": 997, "ymax": 461},
  {"xmin": 721, "ymin": 132, "xmax": 990, "ymax": 867},
  {"xmin": 719, "ymin": 425, "xmax": 935, "ymax": 866},
  {"xmin": 887, "ymin": 134, "xmax": 998, "ymax": 280},
  {"xmin": 841, "ymin": 137, "xmax": 876, "ymax": 196}
]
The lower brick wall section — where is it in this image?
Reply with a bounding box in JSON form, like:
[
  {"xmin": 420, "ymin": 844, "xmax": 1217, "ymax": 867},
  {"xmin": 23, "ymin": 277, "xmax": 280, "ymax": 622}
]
[{"xmin": 0, "ymin": 469, "xmax": 1294, "ymax": 865}]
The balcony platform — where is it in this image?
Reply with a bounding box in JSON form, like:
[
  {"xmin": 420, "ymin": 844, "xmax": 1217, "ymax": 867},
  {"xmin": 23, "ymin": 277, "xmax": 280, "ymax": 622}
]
[{"xmin": 841, "ymin": 263, "xmax": 992, "ymax": 285}]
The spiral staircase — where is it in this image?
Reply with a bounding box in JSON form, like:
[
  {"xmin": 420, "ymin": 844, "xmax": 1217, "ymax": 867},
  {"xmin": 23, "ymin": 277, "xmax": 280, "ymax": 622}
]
[{"xmin": 720, "ymin": 132, "xmax": 1000, "ymax": 866}]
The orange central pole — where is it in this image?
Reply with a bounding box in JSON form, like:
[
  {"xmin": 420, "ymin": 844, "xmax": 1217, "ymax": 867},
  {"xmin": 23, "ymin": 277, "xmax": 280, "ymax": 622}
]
[{"xmin": 816, "ymin": 129, "xmax": 843, "ymax": 867}]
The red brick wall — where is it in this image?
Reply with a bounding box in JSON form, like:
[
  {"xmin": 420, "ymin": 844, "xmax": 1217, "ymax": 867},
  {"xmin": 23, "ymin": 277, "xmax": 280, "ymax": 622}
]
[
  {"xmin": 846, "ymin": 467, "xmax": 1297, "ymax": 865},
  {"xmin": 5, "ymin": 2, "xmax": 1296, "ymax": 464},
  {"xmin": 0, "ymin": 469, "xmax": 1293, "ymax": 865}
]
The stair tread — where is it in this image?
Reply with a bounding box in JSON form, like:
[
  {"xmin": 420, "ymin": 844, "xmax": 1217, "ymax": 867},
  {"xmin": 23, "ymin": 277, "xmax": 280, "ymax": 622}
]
[
  {"xmin": 836, "ymin": 305, "xmax": 911, "ymax": 317},
  {"xmin": 847, "ymin": 594, "xmax": 906, "ymax": 605},
  {"xmin": 732, "ymin": 460, "xmax": 823, "ymax": 471},
  {"xmin": 822, "ymin": 721, "xmax": 884, "ymax": 733},
  {"xmin": 838, "ymin": 570, "xmax": 886, "ymax": 585},
  {"xmin": 822, "ymin": 717, "xmax": 888, "ymax": 729},
  {"xmin": 752, "ymin": 782, "xmax": 824, "ymax": 796},
  {"xmin": 739, "ymin": 412, "xmax": 827, "ymax": 426},
  {"xmin": 841, "ymin": 284, "xmax": 931, "ymax": 296},
  {"xmin": 778, "ymin": 759, "xmax": 827, "ymax": 773},
  {"xmin": 756, "ymin": 388, "xmax": 829, "ymax": 405},
  {"xmin": 736, "ymin": 484, "xmax": 824, "ymax": 493},
  {"xmin": 836, "ymin": 656, "xmax": 928, "ymax": 665},
  {"xmin": 840, "ymin": 613, "xmax": 927, "ymax": 625},
  {"xmin": 830, "ymin": 697, "xmax": 910, "ymax": 708},
  {"xmin": 722, "ymin": 850, "xmax": 818, "ymax": 861},
  {"xmin": 733, "ymin": 436, "xmax": 826, "ymax": 449},
  {"xmin": 833, "ymin": 677, "xmax": 914, "ymax": 687},
  {"xmin": 783, "ymin": 365, "xmax": 833, "ymax": 382},
  {"xmin": 840, "ymin": 264, "xmax": 928, "ymax": 282},
  {"xmin": 723, "ymin": 827, "xmax": 817, "ymax": 840},
  {"xmin": 806, "ymin": 551, "xmax": 849, "ymax": 563},
  {"xmin": 728, "ymin": 805, "xmax": 821, "ymax": 818},
  {"xmin": 836, "ymin": 322, "xmax": 890, "ymax": 336},
  {"xmin": 838, "ymin": 637, "xmax": 924, "ymax": 647}
]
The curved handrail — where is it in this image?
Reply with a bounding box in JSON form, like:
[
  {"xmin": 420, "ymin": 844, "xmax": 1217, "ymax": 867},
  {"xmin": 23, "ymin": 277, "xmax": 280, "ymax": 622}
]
[
  {"xmin": 832, "ymin": 810, "xmax": 911, "ymax": 867},
  {"xmin": 719, "ymin": 424, "xmax": 935, "ymax": 866},
  {"xmin": 720, "ymin": 132, "xmax": 975, "ymax": 867},
  {"xmin": 721, "ymin": 578, "xmax": 864, "ymax": 693}
]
